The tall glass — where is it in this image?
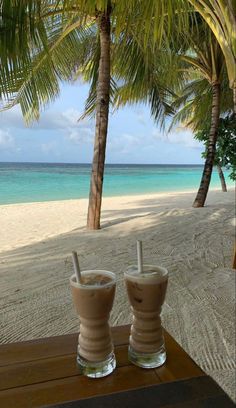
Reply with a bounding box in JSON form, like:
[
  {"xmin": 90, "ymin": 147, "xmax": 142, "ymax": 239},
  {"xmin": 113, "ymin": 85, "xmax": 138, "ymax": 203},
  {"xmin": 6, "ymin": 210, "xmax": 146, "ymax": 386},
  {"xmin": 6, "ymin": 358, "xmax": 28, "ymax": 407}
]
[
  {"xmin": 70, "ymin": 270, "xmax": 116, "ymax": 378},
  {"xmin": 124, "ymin": 265, "xmax": 168, "ymax": 368}
]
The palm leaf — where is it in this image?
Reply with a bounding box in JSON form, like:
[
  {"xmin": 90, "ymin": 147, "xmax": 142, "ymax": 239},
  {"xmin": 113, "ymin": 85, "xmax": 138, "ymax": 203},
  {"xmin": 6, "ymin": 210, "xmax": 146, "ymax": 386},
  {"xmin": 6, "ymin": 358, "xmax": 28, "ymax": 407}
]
[{"xmin": 1, "ymin": 18, "xmax": 96, "ymax": 122}]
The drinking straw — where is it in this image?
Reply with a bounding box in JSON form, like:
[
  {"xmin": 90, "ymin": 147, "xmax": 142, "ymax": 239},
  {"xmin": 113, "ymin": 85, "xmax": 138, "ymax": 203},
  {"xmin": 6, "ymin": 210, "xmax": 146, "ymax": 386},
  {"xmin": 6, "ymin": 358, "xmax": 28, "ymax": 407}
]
[
  {"xmin": 137, "ymin": 240, "xmax": 143, "ymax": 273},
  {"xmin": 72, "ymin": 251, "xmax": 82, "ymax": 283}
]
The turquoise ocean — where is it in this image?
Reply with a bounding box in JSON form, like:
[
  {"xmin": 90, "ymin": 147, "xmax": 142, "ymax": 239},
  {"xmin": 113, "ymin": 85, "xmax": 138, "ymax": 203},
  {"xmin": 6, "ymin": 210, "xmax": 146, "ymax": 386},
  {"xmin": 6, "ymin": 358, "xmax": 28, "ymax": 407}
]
[{"xmin": 0, "ymin": 162, "xmax": 234, "ymax": 205}]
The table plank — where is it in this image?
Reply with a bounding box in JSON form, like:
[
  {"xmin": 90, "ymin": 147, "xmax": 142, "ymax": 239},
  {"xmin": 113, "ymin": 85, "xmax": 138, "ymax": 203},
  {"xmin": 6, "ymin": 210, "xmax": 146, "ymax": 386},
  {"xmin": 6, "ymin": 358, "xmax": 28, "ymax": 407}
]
[
  {"xmin": 0, "ymin": 325, "xmax": 204, "ymax": 392},
  {"xmin": 0, "ymin": 365, "xmax": 160, "ymax": 408},
  {"xmin": 0, "ymin": 325, "xmax": 130, "ymax": 367},
  {"xmin": 0, "ymin": 325, "xmax": 228, "ymax": 408},
  {"xmin": 45, "ymin": 376, "xmax": 235, "ymax": 408},
  {"xmin": 0, "ymin": 333, "xmax": 78, "ymax": 368},
  {"xmin": 155, "ymin": 332, "xmax": 204, "ymax": 382},
  {"xmin": 0, "ymin": 345, "xmax": 130, "ymax": 391},
  {"xmin": 0, "ymin": 327, "xmax": 204, "ymax": 391}
]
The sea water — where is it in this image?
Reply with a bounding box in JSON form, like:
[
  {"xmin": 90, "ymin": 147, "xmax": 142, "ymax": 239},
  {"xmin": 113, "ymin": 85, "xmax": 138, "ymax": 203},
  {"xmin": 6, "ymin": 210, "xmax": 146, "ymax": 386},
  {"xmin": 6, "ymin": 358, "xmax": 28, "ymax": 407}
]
[{"xmin": 0, "ymin": 162, "xmax": 233, "ymax": 205}]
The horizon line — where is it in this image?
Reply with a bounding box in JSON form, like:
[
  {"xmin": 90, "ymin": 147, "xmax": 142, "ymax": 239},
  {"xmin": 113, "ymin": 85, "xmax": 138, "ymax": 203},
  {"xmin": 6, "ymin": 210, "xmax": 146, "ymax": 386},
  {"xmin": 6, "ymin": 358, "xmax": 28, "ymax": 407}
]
[{"xmin": 0, "ymin": 161, "xmax": 204, "ymax": 166}]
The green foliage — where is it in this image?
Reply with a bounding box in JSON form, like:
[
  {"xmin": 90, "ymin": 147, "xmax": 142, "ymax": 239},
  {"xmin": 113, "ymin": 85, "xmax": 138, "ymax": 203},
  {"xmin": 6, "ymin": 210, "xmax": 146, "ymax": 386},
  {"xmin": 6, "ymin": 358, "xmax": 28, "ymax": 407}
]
[
  {"xmin": 169, "ymin": 19, "xmax": 234, "ymax": 132},
  {"xmin": 0, "ymin": 1, "xmax": 234, "ymax": 133},
  {"xmin": 0, "ymin": 0, "xmax": 193, "ymax": 124},
  {"xmin": 195, "ymin": 114, "xmax": 236, "ymax": 180},
  {"xmin": 187, "ymin": 0, "xmax": 236, "ymax": 89}
]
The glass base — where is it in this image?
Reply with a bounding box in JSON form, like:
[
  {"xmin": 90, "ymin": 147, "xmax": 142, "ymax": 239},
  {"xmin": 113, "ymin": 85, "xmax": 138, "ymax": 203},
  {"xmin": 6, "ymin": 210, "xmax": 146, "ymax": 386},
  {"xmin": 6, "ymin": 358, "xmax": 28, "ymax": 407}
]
[
  {"xmin": 128, "ymin": 345, "xmax": 166, "ymax": 368},
  {"xmin": 77, "ymin": 352, "xmax": 116, "ymax": 378}
]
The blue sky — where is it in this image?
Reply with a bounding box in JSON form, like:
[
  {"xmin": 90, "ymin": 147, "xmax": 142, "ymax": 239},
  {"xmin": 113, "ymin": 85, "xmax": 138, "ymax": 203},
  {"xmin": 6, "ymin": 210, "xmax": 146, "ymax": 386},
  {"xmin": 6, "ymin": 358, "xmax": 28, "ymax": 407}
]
[{"xmin": 0, "ymin": 82, "xmax": 204, "ymax": 164}]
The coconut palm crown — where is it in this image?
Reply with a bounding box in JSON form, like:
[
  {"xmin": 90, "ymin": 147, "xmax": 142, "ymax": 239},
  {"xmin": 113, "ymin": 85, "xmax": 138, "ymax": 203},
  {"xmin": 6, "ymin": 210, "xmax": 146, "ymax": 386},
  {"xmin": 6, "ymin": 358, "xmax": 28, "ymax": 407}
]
[{"xmin": 187, "ymin": 0, "xmax": 236, "ymax": 113}]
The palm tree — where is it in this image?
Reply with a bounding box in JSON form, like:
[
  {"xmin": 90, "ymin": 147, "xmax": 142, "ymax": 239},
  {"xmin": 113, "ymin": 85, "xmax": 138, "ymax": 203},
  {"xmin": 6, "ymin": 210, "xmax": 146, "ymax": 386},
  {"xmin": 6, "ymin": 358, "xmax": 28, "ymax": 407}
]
[
  {"xmin": 169, "ymin": 26, "xmax": 229, "ymax": 207},
  {"xmin": 216, "ymin": 165, "xmax": 227, "ymax": 192},
  {"xmin": 195, "ymin": 125, "xmax": 231, "ymax": 193},
  {"xmin": 86, "ymin": 6, "xmax": 111, "ymax": 229},
  {"xmin": 188, "ymin": 0, "xmax": 236, "ymax": 114},
  {"xmin": 0, "ymin": 0, "xmax": 192, "ymax": 229},
  {"xmin": 115, "ymin": 19, "xmax": 232, "ymax": 207},
  {"xmin": 203, "ymin": 114, "xmax": 236, "ymax": 187},
  {"xmin": 173, "ymin": 77, "xmax": 233, "ymax": 194}
]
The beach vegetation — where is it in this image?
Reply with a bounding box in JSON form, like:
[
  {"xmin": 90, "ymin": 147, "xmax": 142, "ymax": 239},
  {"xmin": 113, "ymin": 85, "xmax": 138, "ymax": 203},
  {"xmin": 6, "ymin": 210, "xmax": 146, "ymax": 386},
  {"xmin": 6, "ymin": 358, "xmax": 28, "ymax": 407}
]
[
  {"xmin": 168, "ymin": 21, "xmax": 233, "ymax": 207},
  {"xmin": 103, "ymin": 14, "xmax": 234, "ymax": 208},
  {"xmin": 187, "ymin": 1, "xmax": 236, "ymax": 114},
  {"xmin": 195, "ymin": 114, "xmax": 236, "ymax": 188}
]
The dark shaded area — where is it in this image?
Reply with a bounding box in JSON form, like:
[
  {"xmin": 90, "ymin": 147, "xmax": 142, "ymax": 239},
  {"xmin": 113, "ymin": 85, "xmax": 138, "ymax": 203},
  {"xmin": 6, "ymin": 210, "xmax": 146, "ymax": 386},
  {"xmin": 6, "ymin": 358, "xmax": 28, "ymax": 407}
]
[{"xmin": 47, "ymin": 376, "xmax": 234, "ymax": 408}]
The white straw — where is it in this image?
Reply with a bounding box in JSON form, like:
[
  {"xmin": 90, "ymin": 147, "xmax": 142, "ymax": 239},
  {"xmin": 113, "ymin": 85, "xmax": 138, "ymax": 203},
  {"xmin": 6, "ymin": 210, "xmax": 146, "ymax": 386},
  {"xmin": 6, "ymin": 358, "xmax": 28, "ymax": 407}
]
[
  {"xmin": 72, "ymin": 251, "xmax": 82, "ymax": 283},
  {"xmin": 137, "ymin": 240, "xmax": 143, "ymax": 273}
]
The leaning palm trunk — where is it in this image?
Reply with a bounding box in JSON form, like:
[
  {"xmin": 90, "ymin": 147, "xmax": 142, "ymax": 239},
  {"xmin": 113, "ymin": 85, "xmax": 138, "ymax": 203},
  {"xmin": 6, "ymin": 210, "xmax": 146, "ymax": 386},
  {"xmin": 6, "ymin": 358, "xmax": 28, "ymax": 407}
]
[
  {"xmin": 193, "ymin": 83, "xmax": 221, "ymax": 207},
  {"xmin": 233, "ymin": 84, "xmax": 236, "ymax": 116},
  {"xmin": 217, "ymin": 164, "xmax": 227, "ymax": 192},
  {"xmin": 87, "ymin": 9, "xmax": 111, "ymax": 230}
]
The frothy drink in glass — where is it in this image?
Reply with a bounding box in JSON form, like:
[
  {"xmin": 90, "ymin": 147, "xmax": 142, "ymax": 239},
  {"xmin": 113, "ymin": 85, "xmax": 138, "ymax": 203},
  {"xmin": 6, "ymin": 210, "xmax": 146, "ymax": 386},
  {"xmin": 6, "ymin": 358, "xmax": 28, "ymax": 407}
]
[
  {"xmin": 125, "ymin": 265, "xmax": 168, "ymax": 368},
  {"xmin": 70, "ymin": 270, "xmax": 116, "ymax": 378}
]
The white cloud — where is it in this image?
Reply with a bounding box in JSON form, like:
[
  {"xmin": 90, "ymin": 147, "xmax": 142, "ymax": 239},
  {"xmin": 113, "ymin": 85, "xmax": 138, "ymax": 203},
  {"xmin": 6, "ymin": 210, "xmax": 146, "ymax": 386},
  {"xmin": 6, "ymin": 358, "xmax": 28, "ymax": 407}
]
[
  {"xmin": 0, "ymin": 106, "xmax": 95, "ymax": 148},
  {"xmin": 108, "ymin": 133, "xmax": 141, "ymax": 154},
  {"xmin": 67, "ymin": 127, "xmax": 94, "ymax": 144},
  {"xmin": 0, "ymin": 130, "xmax": 15, "ymax": 150},
  {"xmin": 152, "ymin": 127, "xmax": 203, "ymax": 149},
  {"xmin": 135, "ymin": 110, "xmax": 146, "ymax": 125},
  {"xmin": 41, "ymin": 141, "xmax": 58, "ymax": 154},
  {"xmin": 61, "ymin": 109, "xmax": 83, "ymax": 125},
  {"xmin": 0, "ymin": 106, "xmax": 92, "ymax": 131},
  {"xmin": 32, "ymin": 108, "xmax": 85, "ymax": 130},
  {"xmin": 0, "ymin": 107, "xmax": 25, "ymax": 129}
]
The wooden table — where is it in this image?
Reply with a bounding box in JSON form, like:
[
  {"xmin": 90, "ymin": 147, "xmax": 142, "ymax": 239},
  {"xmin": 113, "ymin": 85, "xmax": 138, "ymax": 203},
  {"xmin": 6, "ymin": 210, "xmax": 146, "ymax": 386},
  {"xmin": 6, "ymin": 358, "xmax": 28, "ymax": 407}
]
[{"xmin": 0, "ymin": 325, "xmax": 233, "ymax": 407}]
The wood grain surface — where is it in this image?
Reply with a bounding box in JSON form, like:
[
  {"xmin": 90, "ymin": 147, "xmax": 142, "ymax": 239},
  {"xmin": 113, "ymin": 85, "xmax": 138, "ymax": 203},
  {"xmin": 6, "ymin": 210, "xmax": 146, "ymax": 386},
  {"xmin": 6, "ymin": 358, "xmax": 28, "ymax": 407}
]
[{"xmin": 0, "ymin": 325, "xmax": 217, "ymax": 408}]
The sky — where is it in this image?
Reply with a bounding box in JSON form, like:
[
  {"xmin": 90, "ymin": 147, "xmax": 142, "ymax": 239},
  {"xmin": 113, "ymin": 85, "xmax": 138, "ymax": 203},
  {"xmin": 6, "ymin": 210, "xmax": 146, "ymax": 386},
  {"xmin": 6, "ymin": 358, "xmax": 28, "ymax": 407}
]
[{"xmin": 0, "ymin": 81, "xmax": 204, "ymax": 164}]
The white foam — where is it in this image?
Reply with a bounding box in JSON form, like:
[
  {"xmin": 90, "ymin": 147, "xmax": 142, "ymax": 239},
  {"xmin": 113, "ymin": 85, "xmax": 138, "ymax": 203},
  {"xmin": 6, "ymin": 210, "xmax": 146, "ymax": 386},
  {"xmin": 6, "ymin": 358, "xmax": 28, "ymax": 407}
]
[
  {"xmin": 124, "ymin": 265, "xmax": 168, "ymax": 284},
  {"xmin": 70, "ymin": 270, "xmax": 116, "ymax": 289}
]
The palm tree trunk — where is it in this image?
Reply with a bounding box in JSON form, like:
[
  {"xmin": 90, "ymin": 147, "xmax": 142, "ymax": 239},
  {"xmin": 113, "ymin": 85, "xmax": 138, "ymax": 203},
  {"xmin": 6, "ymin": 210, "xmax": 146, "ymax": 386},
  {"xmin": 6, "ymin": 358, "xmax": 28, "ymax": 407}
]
[
  {"xmin": 233, "ymin": 83, "xmax": 236, "ymax": 116},
  {"xmin": 87, "ymin": 9, "xmax": 111, "ymax": 230},
  {"xmin": 217, "ymin": 164, "xmax": 227, "ymax": 192},
  {"xmin": 193, "ymin": 82, "xmax": 221, "ymax": 207}
]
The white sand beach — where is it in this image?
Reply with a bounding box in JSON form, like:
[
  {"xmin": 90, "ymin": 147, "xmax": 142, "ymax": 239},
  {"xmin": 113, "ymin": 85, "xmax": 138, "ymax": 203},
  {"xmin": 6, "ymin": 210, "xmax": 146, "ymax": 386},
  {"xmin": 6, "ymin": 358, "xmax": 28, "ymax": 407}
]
[{"xmin": 0, "ymin": 188, "xmax": 235, "ymax": 400}]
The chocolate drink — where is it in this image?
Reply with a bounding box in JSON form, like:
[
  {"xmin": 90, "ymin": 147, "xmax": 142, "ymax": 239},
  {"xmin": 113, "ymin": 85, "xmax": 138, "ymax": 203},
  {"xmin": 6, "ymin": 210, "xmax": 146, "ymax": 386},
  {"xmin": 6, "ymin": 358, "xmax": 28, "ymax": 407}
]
[
  {"xmin": 125, "ymin": 265, "xmax": 168, "ymax": 367},
  {"xmin": 70, "ymin": 271, "xmax": 116, "ymax": 363}
]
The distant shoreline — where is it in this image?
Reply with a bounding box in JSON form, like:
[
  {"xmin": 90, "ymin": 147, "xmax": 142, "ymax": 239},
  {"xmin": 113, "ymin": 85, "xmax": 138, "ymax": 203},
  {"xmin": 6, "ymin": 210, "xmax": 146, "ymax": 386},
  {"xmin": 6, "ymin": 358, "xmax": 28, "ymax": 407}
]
[
  {"xmin": 0, "ymin": 185, "xmax": 234, "ymax": 207},
  {"xmin": 0, "ymin": 161, "xmax": 205, "ymax": 166},
  {"xmin": 0, "ymin": 162, "xmax": 234, "ymax": 205}
]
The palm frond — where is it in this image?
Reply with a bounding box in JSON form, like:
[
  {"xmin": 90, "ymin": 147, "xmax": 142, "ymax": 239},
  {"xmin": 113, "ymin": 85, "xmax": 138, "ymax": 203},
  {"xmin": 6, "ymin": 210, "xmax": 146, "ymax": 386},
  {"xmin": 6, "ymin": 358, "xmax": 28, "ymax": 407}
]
[
  {"xmin": 1, "ymin": 18, "xmax": 97, "ymax": 122},
  {"xmin": 171, "ymin": 71, "xmax": 233, "ymax": 132}
]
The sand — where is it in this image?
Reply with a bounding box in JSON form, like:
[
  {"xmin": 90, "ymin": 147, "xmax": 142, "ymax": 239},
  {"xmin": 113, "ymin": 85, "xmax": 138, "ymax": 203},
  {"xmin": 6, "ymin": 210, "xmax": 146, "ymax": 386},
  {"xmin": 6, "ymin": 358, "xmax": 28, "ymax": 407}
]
[{"xmin": 0, "ymin": 188, "xmax": 235, "ymax": 400}]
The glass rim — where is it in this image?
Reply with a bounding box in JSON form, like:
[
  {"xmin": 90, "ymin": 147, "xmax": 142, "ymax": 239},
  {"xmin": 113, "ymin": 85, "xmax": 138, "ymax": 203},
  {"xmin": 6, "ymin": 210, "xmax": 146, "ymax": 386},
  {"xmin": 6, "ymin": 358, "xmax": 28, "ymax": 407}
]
[
  {"xmin": 124, "ymin": 264, "xmax": 168, "ymax": 278},
  {"xmin": 70, "ymin": 270, "xmax": 116, "ymax": 289}
]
